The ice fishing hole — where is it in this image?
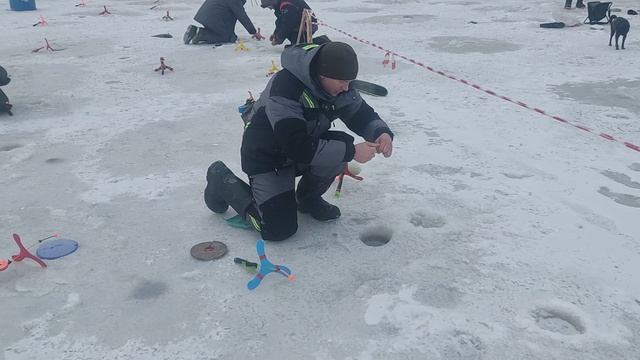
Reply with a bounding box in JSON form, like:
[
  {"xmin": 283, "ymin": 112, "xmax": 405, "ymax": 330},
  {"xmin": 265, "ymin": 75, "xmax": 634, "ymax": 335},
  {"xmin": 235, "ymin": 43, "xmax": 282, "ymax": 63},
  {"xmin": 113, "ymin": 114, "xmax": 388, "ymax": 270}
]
[{"xmin": 360, "ymin": 226, "xmax": 393, "ymax": 247}]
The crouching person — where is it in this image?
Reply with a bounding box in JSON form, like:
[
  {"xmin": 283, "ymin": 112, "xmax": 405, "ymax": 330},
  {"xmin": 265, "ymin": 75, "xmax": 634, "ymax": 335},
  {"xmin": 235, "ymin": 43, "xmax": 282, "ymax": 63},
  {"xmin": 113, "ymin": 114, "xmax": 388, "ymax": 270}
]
[
  {"xmin": 260, "ymin": 0, "xmax": 317, "ymax": 46},
  {"xmin": 184, "ymin": 0, "xmax": 264, "ymax": 45},
  {"xmin": 204, "ymin": 42, "xmax": 394, "ymax": 241}
]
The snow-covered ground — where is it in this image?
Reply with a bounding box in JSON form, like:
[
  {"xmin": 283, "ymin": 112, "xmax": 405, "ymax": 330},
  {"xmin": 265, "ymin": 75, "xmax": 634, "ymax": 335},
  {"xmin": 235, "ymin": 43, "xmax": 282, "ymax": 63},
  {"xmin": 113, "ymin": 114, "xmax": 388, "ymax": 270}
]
[{"xmin": 1, "ymin": 0, "xmax": 640, "ymax": 358}]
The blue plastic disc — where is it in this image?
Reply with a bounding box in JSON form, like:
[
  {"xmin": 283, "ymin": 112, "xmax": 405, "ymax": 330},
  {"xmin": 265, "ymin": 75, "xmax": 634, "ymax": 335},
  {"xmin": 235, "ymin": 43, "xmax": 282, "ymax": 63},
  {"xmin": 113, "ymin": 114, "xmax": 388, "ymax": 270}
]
[{"xmin": 36, "ymin": 239, "xmax": 79, "ymax": 260}]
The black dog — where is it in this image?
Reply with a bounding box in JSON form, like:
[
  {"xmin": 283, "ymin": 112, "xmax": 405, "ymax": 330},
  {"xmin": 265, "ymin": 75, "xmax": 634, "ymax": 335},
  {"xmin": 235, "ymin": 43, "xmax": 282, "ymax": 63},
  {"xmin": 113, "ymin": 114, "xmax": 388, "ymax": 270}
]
[{"xmin": 609, "ymin": 15, "xmax": 630, "ymax": 50}]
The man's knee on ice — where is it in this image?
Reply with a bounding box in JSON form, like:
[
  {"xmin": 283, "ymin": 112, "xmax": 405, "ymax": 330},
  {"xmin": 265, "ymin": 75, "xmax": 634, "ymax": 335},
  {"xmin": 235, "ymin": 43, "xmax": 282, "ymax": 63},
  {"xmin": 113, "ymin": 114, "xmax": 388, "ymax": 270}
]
[
  {"xmin": 257, "ymin": 189, "xmax": 298, "ymax": 241},
  {"xmin": 261, "ymin": 223, "xmax": 298, "ymax": 241}
]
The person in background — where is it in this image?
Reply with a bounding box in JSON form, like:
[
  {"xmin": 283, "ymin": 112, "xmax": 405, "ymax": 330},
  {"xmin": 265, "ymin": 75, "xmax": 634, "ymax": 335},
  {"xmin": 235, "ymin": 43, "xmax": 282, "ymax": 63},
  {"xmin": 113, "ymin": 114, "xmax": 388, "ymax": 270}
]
[
  {"xmin": 184, "ymin": 0, "xmax": 265, "ymax": 45},
  {"xmin": 260, "ymin": 0, "xmax": 317, "ymax": 46},
  {"xmin": 565, "ymin": 0, "xmax": 585, "ymax": 9}
]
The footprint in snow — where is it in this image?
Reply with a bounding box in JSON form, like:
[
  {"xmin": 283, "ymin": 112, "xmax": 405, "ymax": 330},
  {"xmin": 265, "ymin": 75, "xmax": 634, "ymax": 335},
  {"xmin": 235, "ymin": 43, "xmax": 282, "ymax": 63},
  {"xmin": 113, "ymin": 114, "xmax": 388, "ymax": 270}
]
[
  {"xmin": 0, "ymin": 144, "xmax": 21, "ymax": 152},
  {"xmin": 601, "ymin": 170, "xmax": 640, "ymax": 189},
  {"xmin": 410, "ymin": 210, "xmax": 446, "ymax": 228},
  {"xmin": 531, "ymin": 306, "xmax": 586, "ymax": 335},
  {"xmin": 598, "ymin": 187, "xmax": 640, "ymax": 208}
]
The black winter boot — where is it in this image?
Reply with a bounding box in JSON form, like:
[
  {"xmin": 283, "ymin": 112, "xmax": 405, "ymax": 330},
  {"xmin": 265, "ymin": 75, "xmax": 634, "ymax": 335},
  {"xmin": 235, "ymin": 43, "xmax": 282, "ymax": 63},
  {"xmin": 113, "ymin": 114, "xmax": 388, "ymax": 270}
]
[
  {"xmin": 564, "ymin": 0, "xmax": 572, "ymax": 9},
  {"xmin": 205, "ymin": 161, "xmax": 263, "ymax": 232},
  {"xmin": 204, "ymin": 161, "xmax": 253, "ymax": 215},
  {"xmin": 204, "ymin": 161, "xmax": 230, "ymax": 213},
  {"xmin": 296, "ymin": 174, "xmax": 341, "ymax": 222},
  {"xmin": 576, "ymin": 0, "xmax": 585, "ymax": 8}
]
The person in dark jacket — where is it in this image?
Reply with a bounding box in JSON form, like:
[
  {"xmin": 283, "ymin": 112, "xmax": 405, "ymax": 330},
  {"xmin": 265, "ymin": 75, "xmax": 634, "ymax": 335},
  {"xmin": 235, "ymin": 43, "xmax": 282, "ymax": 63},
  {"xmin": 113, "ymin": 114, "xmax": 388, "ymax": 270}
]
[
  {"xmin": 564, "ymin": 0, "xmax": 585, "ymax": 9},
  {"xmin": 260, "ymin": 0, "xmax": 317, "ymax": 46},
  {"xmin": 204, "ymin": 42, "xmax": 394, "ymax": 241},
  {"xmin": 0, "ymin": 66, "xmax": 12, "ymax": 115},
  {"xmin": 184, "ymin": 0, "xmax": 264, "ymax": 45}
]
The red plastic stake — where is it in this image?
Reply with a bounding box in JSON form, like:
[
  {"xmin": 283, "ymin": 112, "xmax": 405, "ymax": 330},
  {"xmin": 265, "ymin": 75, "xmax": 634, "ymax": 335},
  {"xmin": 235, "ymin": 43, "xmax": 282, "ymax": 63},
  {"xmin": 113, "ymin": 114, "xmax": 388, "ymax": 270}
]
[
  {"xmin": 154, "ymin": 57, "xmax": 174, "ymax": 75},
  {"xmin": 334, "ymin": 172, "xmax": 345, "ymax": 197},
  {"xmin": 99, "ymin": 5, "xmax": 111, "ymax": 15},
  {"xmin": 32, "ymin": 15, "xmax": 48, "ymax": 27},
  {"xmin": 382, "ymin": 52, "xmax": 390, "ymax": 67},
  {"xmin": 334, "ymin": 164, "xmax": 363, "ymax": 197},
  {"xmin": 11, "ymin": 234, "xmax": 47, "ymax": 268}
]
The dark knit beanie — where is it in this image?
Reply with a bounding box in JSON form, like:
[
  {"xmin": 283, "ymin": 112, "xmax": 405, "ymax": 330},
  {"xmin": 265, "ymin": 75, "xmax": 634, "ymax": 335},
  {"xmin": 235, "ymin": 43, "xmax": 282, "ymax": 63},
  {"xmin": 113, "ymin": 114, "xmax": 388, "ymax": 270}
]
[{"xmin": 314, "ymin": 42, "xmax": 358, "ymax": 80}]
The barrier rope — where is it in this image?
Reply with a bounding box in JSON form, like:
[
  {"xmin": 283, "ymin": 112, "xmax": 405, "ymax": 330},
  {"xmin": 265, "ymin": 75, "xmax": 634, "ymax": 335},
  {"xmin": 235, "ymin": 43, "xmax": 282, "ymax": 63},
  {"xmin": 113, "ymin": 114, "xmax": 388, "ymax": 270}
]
[{"xmin": 318, "ymin": 21, "xmax": 640, "ymax": 154}]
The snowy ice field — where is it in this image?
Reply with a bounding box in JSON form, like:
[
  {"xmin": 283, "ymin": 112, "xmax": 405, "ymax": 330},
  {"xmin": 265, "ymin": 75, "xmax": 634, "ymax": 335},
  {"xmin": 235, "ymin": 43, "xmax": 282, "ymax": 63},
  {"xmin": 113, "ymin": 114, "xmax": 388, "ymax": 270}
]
[{"xmin": 1, "ymin": 0, "xmax": 640, "ymax": 358}]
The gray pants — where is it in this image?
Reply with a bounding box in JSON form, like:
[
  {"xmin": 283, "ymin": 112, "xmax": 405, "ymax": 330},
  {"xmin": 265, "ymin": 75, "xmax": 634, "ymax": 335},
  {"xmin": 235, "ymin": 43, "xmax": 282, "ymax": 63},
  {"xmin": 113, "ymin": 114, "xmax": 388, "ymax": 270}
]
[
  {"xmin": 249, "ymin": 162, "xmax": 343, "ymax": 241},
  {"xmin": 193, "ymin": 26, "xmax": 237, "ymax": 44}
]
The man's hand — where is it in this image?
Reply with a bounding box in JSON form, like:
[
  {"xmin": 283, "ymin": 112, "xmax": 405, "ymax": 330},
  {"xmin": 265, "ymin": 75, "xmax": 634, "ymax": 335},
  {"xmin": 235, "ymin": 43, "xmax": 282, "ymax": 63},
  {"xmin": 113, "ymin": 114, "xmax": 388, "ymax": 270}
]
[
  {"xmin": 375, "ymin": 133, "xmax": 393, "ymax": 158},
  {"xmin": 252, "ymin": 28, "xmax": 265, "ymax": 40},
  {"xmin": 353, "ymin": 142, "xmax": 378, "ymax": 164}
]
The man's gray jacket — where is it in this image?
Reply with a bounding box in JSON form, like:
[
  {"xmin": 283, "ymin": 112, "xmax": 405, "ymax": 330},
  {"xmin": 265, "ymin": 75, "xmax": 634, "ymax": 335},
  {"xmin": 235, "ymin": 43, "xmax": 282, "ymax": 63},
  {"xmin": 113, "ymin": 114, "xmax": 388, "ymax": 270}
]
[{"xmin": 241, "ymin": 43, "xmax": 394, "ymax": 176}]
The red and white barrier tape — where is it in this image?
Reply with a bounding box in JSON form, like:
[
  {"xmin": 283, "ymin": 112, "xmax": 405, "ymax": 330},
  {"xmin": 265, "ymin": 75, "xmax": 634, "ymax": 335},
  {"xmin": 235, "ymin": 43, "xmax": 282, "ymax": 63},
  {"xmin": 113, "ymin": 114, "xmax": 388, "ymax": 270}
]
[{"xmin": 318, "ymin": 21, "xmax": 640, "ymax": 154}]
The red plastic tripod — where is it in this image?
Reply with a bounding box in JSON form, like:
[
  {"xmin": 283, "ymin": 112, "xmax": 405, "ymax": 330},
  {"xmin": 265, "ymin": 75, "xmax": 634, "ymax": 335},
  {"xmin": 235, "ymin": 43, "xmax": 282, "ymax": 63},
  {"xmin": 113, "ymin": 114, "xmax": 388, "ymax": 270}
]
[
  {"xmin": 162, "ymin": 10, "xmax": 173, "ymax": 20},
  {"xmin": 32, "ymin": 38, "xmax": 61, "ymax": 52},
  {"xmin": 0, "ymin": 234, "xmax": 49, "ymax": 271},
  {"xmin": 154, "ymin": 57, "xmax": 174, "ymax": 75}
]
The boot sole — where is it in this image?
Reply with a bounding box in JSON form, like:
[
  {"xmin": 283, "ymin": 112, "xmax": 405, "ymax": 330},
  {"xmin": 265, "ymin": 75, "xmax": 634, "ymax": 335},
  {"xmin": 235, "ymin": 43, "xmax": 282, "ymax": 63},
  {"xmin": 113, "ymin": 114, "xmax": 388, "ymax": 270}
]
[
  {"xmin": 298, "ymin": 208, "xmax": 341, "ymax": 222},
  {"xmin": 204, "ymin": 161, "xmax": 230, "ymax": 213},
  {"xmin": 204, "ymin": 186, "xmax": 229, "ymax": 213},
  {"xmin": 207, "ymin": 161, "xmax": 231, "ymax": 181}
]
